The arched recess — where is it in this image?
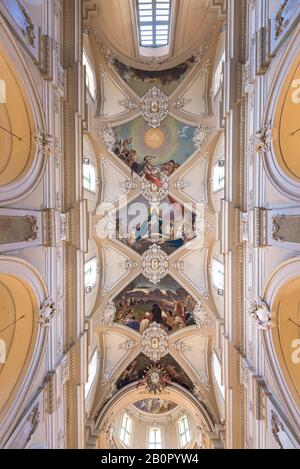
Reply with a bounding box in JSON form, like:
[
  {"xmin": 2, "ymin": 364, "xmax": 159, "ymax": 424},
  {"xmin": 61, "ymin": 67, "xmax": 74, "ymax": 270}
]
[
  {"xmin": 262, "ymin": 257, "xmax": 300, "ymax": 435},
  {"xmin": 0, "ymin": 256, "xmax": 48, "ymax": 446},
  {"xmin": 262, "ymin": 31, "xmax": 300, "ymax": 200},
  {"xmin": 0, "ymin": 21, "xmax": 47, "ymax": 204},
  {"xmin": 87, "ymin": 382, "xmax": 222, "ymax": 449}
]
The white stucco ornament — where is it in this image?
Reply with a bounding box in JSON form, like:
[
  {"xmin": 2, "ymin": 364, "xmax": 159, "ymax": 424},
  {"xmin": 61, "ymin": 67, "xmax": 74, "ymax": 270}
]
[
  {"xmin": 141, "ymin": 244, "xmax": 169, "ymax": 285},
  {"xmin": 141, "ymin": 87, "xmax": 169, "ymax": 128},
  {"xmin": 141, "ymin": 322, "xmax": 168, "ymax": 362},
  {"xmin": 249, "ymin": 297, "xmax": 274, "ymax": 330}
]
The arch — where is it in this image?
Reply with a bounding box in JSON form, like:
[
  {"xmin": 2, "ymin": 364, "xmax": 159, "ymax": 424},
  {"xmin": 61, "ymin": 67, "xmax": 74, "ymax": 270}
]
[
  {"xmin": 0, "ymin": 20, "xmax": 47, "ymax": 204},
  {"xmin": 90, "ymin": 382, "xmax": 219, "ymax": 448},
  {"xmin": 262, "ymin": 30, "xmax": 300, "ymax": 200},
  {"xmin": 0, "ymin": 256, "xmax": 48, "ymax": 446},
  {"xmin": 262, "ymin": 257, "xmax": 300, "ymax": 435}
]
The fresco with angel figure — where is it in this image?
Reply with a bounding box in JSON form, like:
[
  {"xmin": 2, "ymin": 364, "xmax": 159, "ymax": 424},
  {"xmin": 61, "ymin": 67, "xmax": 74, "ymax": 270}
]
[
  {"xmin": 112, "ymin": 116, "xmax": 196, "ymax": 179},
  {"xmin": 114, "ymin": 274, "xmax": 197, "ymax": 334}
]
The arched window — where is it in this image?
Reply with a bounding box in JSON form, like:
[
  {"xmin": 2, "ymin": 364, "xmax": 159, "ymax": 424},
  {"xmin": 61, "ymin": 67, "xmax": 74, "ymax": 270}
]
[
  {"xmin": 212, "ymin": 159, "xmax": 225, "ymax": 192},
  {"xmin": 84, "ymin": 258, "xmax": 97, "ymax": 292},
  {"xmin": 83, "ymin": 50, "xmax": 96, "ymax": 100},
  {"xmin": 148, "ymin": 427, "xmax": 163, "ymax": 449},
  {"xmin": 119, "ymin": 413, "xmax": 133, "ymax": 448},
  {"xmin": 178, "ymin": 415, "xmax": 191, "ymax": 448},
  {"xmin": 212, "ymin": 259, "xmax": 224, "ymax": 294},
  {"xmin": 83, "ymin": 158, "xmax": 96, "ymax": 192},
  {"xmin": 85, "ymin": 350, "xmax": 98, "ymax": 398},
  {"xmin": 213, "ymin": 351, "xmax": 225, "ymax": 399}
]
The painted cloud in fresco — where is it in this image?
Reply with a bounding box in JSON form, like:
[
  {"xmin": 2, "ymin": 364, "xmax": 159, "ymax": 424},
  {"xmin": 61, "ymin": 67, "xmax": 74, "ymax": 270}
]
[
  {"xmin": 114, "ymin": 274, "xmax": 197, "ymax": 334},
  {"xmin": 113, "ymin": 57, "xmax": 196, "ymax": 97},
  {"xmin": 133, "ymin": 399, "xmax": 177, "ymax": 414},
  {"xmin": 112, "ymin": 116, "xmax": 196, "ymax": 177}
]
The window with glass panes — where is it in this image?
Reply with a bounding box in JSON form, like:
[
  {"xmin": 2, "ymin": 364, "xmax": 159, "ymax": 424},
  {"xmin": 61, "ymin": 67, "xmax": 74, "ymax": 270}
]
[
  {"xmin": 84, "ymin": 258, "xmax": 97, "ymax": 290},
  {"xmin": 212, "ymin": 259, "xmax": 225, "ymax": 291},
  {"xmin": 178, "ymin": 415, "xmax": 191, "ymax": 447},
  {"xmin": 148, "ymin": 427, "xmax": 163, "ymax": 449},
  {"xmin": 136, "ymin": 0, "xmax": 171, "ymax": 47},
  {"xmin": 120, "ymin": 413, "xmax": 133, "ymax": 447},
  {"xmin": 83, "ymin": 158, "xmax": 96, "ymax": 192}
]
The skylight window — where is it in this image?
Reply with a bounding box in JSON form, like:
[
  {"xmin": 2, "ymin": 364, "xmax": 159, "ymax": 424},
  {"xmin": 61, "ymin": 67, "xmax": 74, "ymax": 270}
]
[{"xmin": 136, "ymin": 0, "xmax": 171, "ymax": 48}]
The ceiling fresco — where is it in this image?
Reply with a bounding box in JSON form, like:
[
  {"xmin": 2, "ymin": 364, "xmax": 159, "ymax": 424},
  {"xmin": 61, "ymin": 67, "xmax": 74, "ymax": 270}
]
[
  {"xmin": 116, "ymin": 195, "xmax": 197, "ymax": 255},
  {"xmin": 91, "ymin": 7, "xmax": 219, "ymax": 420},
  {"xmin": 113, "ymin": 56, "xmax": 196, "ymax": 97},
  {"xmin": 133, "ymin": 399, "xmax": 177, "ymax": 414},
  {"xmin": 117, "ymin": 353, "xmax": 193, "ymax": 392},
  {"xmin": 112, "ymin": 116, "xmax": 196, "ymax": 177},
  {"xmin": 114, "ymin": 274, "xmax": 197, "ymax": 334}
]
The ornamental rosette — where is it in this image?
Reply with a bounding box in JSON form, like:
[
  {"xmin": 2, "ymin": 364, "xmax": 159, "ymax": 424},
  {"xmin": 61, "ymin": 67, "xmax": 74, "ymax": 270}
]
[
  {"xmin": 141, "ymin": 244, "xmax": 169, "ymax": 285},
  {"xmin": 141, "ymin": 87, "xmax": 169, "ymax": 128},
  {"xmin": 140, "ymin": 169, "xmax": 169, "ymax": 204},
  {"xmin": 141, "ymin": 323, "xmax": 168, "ymax": 362}
]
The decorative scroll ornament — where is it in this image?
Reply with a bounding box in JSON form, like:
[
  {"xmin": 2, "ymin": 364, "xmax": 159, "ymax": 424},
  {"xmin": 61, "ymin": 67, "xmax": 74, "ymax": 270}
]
[
  {"xmin": 193, "ymin": 301, "xmax": 211, "ymax": 329},
  {"xmin": 35, "ymin": 132, "xmax": 53, "ymax": 156},
  {"xmin": 199, "ymin": 372, "xmax": 210, "ymax": 391},
  {"xmin": 274, "ymin": 0, "xmax": 289, "ymax": 40},
  {"xmin": 141, "ymin": 87, "xmax": 169, "ymax": 128},
  {"xmin": 272, "ymin": 215, "xmax": 286, "ymax": 242},
  {"xmin": 25, "ymin": 216, "xmax": 39, "ymax": 241},
  {"xmin": 193, "ymin": 42, "xmax": 209, "ymax": 64},
  {"xmin": 138, "ymin": 364, "xmax": 171, "ymax": 394},
  {"xmin": 18, "ymin": 1, "xmax": 36, "ymax": 47},
  {"xmin": 172, "ymin": 97, "xmax": 192, "ymax": 110},
  {"xmin": 97, "ymin": 213, "xmax": 116, "ymax": 240},
  {"xmin": 100, "ymin": 44, "xmax": 116, "ymax": 67},
  {"xmin": 195, "ymin": 218, "xmax": 214, "ymax": 236},
  {"xmin": 249, "ymin": 297, "xmax": 274, "ymax": 330},
  {"xmin": 95, "ymin": 300, "xmax": 116, "ymax": 326},
  {"xmin": 193, "ymin": 124, "xmax": 213, "ymax": 151},
  {"xmin": 124, "ymin": 260, "xmax": 138, "ymax": 271},
  {"xmin": 141, "ymin": 244, "xmax": 169, "ymax": 285},
  {"xmin": 141, "ymin": 169, "xmax": 169, "ymax": 204},
  {"xmin": 271, "ymin": 412, "xmax": 286, "ymax": 449},
  {"xmin": 118, "ymin": 98, "xmax": 138, "ymax": 112},
  {"xmin": 141, "ymin": 323, "xmax": 168, "ymax": 362},
  {"xmin": 255, "ymin": 122, "xmax": 272, "ymax": 153},
  {"xmin": 39, "ymin": 297, "xmax": 57, "ymax": 328},
  {"xmin": 97, "ymin": 124, "xmax": 116, "ymax": 151},
  {"xmin": 173, "ymin": 340, "xmax": 191, "ymax": 353},
  {"xmin": 119, "ymin": 339, "xmax": 138, "ymax": 351}
]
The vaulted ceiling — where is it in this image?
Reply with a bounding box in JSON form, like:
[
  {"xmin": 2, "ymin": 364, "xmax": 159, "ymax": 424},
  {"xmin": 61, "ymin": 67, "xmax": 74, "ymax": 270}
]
[
  {"xmin": 83, "ymin": 0, "xmax": 222, "ymax": 69},
  {"xmin": 84, "ymin": 0, "xmax": 226, "ymax": 446}
]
